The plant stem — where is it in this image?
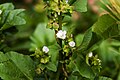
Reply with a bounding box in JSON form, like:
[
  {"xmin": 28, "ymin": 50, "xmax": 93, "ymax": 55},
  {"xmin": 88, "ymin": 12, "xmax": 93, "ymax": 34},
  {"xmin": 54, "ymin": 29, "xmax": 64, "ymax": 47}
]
[
  {"xmin": 44, "ymin": 71, "xmax": 48, "ymax": 80},
  {"xmin": 56, "ymin": 12, "xmax": 63, "ymax": 80},
  {"xmin": 56, "ymin": 0, "xmax": 64, "ymax": 79}
]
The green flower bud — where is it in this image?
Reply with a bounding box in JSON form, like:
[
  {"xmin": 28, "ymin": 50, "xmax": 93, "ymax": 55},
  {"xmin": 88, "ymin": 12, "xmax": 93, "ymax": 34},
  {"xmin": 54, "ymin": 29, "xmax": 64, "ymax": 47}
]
[
  {"xmin": 35, "ymin": 48, "xmax": 43, "ymax": 56},
  {"xmin": 36, "ymin": 54, "xmax": 40, "ymax": 58},
  {"xmin": 53, "ymin": 22, "xmax": 59, "ymax": 30},
  {"xmin": 35, "ymin": 68, "xmax": 42, "ymax": 74},
  {"xmin": 40, "ymin": 56, "xmax": 50, "ymax": 64},
  {"xmin": 63, "ymin": 45, "xmax": 70, "ymax": 55}
]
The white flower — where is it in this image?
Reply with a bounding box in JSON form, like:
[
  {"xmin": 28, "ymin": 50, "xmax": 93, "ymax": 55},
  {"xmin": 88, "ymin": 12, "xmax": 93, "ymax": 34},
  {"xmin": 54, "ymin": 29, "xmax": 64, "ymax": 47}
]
[
  {"xmin": 56, "ymin": 30, "xmax": 67, "ymax": 39},
  {"xmin": 66, "ymin": 0, "xmax": 68, "ymax": 3},
  {"xmin": 69, "ymin": 41, "xmax": 75, "ymax": 47},
  {"xmin": 0, "ymin": 10, "xmax": 2, "ymax": 15},
  {"xmin": 42, "ymin": 46, "xmax": 49, "ymax": 53},
  {"xmin": 88, "ymin": 52, "xmax": 93, "ymax": 57}
]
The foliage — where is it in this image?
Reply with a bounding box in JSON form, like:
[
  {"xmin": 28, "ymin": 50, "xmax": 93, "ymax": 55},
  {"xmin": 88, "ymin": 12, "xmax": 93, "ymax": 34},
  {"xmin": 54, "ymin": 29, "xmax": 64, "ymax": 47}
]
[
  {"xmin": 0, "ymin": 51, "xmax": 34, "ymax": 80},
  {"xmin": 0, "ymin": 0, "xmax": 120, "ymax": 80}
]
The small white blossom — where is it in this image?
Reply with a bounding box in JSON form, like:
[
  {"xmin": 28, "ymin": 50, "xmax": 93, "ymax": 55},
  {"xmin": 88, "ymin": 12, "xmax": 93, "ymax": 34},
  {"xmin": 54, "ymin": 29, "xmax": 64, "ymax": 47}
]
[
  {"xmin": 0, "ymin": 10, "xmax": 2, "ymax": 15},
  {"xmin": 69, "ymin": 41, "xmax": 75, "ymax": 47},
  {"xmin": 88, "ymin": 52, "xmax": 93, "ymax": 57},
  {"xmin": 66, "ymin": 0, "xmax": 68, "ymax": 3},
  {"xmin": 56, "ymin": 30, "xmax": 67, "ymax": 39},
  {"xmin": 42, "ymin": 46, "xmax": 49, "ymax": 53}
]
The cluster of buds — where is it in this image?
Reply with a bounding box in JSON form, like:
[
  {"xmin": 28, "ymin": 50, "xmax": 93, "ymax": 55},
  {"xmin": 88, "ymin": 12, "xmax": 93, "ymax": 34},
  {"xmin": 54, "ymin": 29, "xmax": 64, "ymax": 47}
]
[
  {"xmin": 47, "ymin": 20, "xmax": 59, "ymax": 30},
  {"xmin": 88, "ymin": 52, "xmax": 101, "ymax": 66},
  {"xmin": 32, "ymin": 46, "xmax": 50, "ymax": 74},
  {"xmin": 87, "ymin": 52, "xmax": 102, "ymax": 71},
  {"xmin": 46, "ymin": 0, "xmax": 73, "ymax": 30},
  {"xmin": 47, "ymin": 0, "xmax": 73, "ymax": 15},
  {"xmin": 32, "ymin": 46, "xmax": 50, "ymax": 64}
]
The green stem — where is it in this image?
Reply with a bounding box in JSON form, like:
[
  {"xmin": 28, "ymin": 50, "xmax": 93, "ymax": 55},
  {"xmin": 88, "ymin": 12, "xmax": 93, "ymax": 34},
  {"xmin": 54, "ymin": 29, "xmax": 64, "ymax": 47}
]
[
  {"xmin": 56, "ymin": 0, "xmax": 63, "ymax": 79},
  {"xmin": 56, "ymin": 12, "xmax": 63, "ymax": 80},
  {"xmin": 44, "ymin": 71, "xmax": 48, "ymax": 80}
]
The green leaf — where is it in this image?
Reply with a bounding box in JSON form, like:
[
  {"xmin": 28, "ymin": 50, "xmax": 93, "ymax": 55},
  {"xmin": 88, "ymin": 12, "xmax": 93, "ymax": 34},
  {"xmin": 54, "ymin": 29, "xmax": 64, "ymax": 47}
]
[
  {"xmin": 98, "ymin": 40, "xmax": 120, "ymax": 63},
  {"xmin": 73, "ymin": 0, "xmax": 87, "ymax": 12},
  {"xmin": 0, "ymin": 10, "xmax": 10, "ymax": 24},
  {"xmin": 92, "ymin": 14, "xmax": 116, "ymax": 37},
  {"xmin": 30, "ymin": 23, "xmax": 56, "ymax": 50},
  {"xmin": 68, "ymin": 75, "xmax": 77, "ymax": 80},
  {"xmin": 0, "ymin": 61, "xmax": 27, "ymax": 80},
  {"xmin": 0, "ymin": 3, "xmax": 14, "ymax": 25},
  {"xmin": 101, "ymin": 24, "xmax": 120, "ymax": 39},
  {"xmin": 1, "ymin": 9, "xmax": 26, "ymax": 30},
  {"xmin": 75, "ymin": 34, "xmax": 84, "ymax": 47},
  {"xmin": 7, "ymin": 9, "xmax": 25, "ymax": 23},
  {"xmin": 46, "ymin": 62, "xmax": 57, "ymax": 72},
  {"xmin": 0, "ymin": 52, "xmax": 27, "ymax": 80},
  {"xmin": 72, "ymin": 56, "xmax": 95, "ymax": 79},
  {"xmin": 0, "ymin": 52, "xmax": 35, "ymax": 80},
  {"xmin": 68, "ymin": 0, "xmax": 76, "ymax": 5},
  {"xmin": 117, "ymin": 72, "xmax": 120, "ymax": 80},
  {"xmin": 6, "ymin": 52, "xmax": 35, "ymax": 80},
  {"xmin": 0, "ymin": 3, "xmax": 26, "ymax": 31},
  {"xmin": 38, "ymin": 64, "xmax": 46, "ymax": 70},
  {"xmin": 0, "ymin": 3, "xmax": 14, "ymax": 10},
  {"xmin": 10, "ymin": 16, "xmax": 26, "ymax": 25},
  {"xmin": 48, "ymin": 43, "xmax": 60, "ymax": 64},
  {"xmin": 99, "ymin": 76, "xmax": 112, "ymax": 80},
  {"xmin": 76, "ymin": 28, "xmax": 101, "ymax": 54},
  {"xmin": 77, "ymin": 28, "xmax": 93, "ymax": 52},
  {"xmin": 76, "ymin": 28, "xmax": 101, "ymax": 57},
  {"xmin": 0, "ymin": 52, "xmax": 9, "ymax": 63}
]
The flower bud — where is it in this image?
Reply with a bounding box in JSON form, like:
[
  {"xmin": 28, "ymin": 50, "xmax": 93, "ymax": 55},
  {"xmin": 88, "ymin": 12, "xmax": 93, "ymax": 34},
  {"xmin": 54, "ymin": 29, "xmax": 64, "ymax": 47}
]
[
  {"xmin": 88, "ymin": 52, "xmax": 93, "ymax": 57},
  {"xmin": 68, "ymin": 41, "xmax": 75, "ymax": 47},
  {"xmin": 40, "ymin": 56, "xmax": 50, "ymax": 64},
  {"xmin": 96, "ymin": 59, "xmax": 101, "ymax": 65},
  {"xmin": 35, "ymin": 68, "xmax": 42, "ymax": 74},
  {"xmin": 42, "ymin": 46, "xmax": 49, "ymax": 53},
  {"xmin": 0, "ymin": 10, "xmax": 2, "ymax": 15}
]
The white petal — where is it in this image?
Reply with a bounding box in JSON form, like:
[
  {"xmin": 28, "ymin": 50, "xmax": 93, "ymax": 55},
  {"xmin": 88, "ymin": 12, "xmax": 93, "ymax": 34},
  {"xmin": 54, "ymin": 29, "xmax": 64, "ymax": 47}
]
[
  {"xmin": 42, "ymin": 46, "xmax": 49, "ymax": 53},
  {"xmin": 63, "ymin": 30, "xmax": 67, "ymax": 34},
  {"xmin": 56, "ymin": 30, "xmax": 67, "ymax": 39},
  {"xmin": 88, "ymin": 52, "xmax": 93, "ymax": 57},
  {"xmin": 69, "ymin": 41, "xmax": 75, "ymax": 47}
]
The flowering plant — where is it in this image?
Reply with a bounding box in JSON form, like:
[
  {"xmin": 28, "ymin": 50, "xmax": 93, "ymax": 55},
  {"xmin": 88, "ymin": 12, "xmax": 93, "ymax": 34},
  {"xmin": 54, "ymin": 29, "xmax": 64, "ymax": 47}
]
[{"xmin": 0, "ymin": 0, "xmax": 120, "ymax": 80}]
